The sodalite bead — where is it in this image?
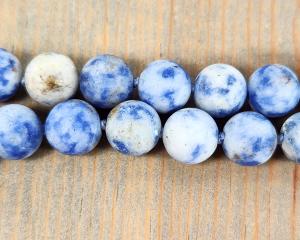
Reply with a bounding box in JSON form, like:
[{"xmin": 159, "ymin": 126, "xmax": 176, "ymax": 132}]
[
  {"xmin": 138, "ymin": 60, "xmax": 192, "ymax": 113},
  {"xmin": 194, "ymin": 64, "xmax": 247, "ymax": 118},
  {"xmin": 105, "ymin": 100, "xmax": 161, "ymax": 156},
  {"xmin": 0, "ymin": 104, "xmax": 43, "ymax": 160},
  {"xmin": 0, "ymin": 48, "xmax": 22, "ymax": 101},
  {"xmin": 24, "ymin": 52, "xmax": 78, "ymax": 106},
  {"xmin": 80, "ymin": 55, "xmax": 134, "ymax": 109},
  {"xmin": 45, "ymin": 99, "xmax": 101, "ymax": 155},
  {"xmin": 248, "ymin": 64, "xmax": 300, "ymax": 117},
  {"xmin": 163, "ymin": 108, "xmax": 219, "ymax": 164},
  {"xmin": 280, "ymin": 113, "xmax": 300, "ymax": 163},
  {"xmin": 222, "ymin": 111, "xmax": 277, "ymax": 166}
]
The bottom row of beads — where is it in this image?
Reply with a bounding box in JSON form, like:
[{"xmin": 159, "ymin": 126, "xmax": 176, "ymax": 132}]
[{"xmin": 0, "ymin": 99, "xmax": 299, "ymax": 166}]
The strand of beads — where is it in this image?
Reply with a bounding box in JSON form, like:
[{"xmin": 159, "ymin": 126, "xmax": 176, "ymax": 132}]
[{"xmin": 1, "ymin": 48, "xmax": 300, "ymax": 166}]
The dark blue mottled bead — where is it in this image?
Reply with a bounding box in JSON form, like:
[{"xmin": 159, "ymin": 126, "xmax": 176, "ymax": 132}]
[
  {"xmin": 0, "ymin": 104, "xmax": 43, "ymax": 160},
  {"xmin": 80, "ymin": 55, "xmax": 134, "ymax": 109},
  {"xmin": 0, "ymin": 49, "xmax": 22, "ymax": 101},
  {"xmin": 248, "ymin": 64, "xmax": 300, "ymax": 117},
  {"xmin": 45, "ymin": 99, "xmax": 102, "ymax": 155}
]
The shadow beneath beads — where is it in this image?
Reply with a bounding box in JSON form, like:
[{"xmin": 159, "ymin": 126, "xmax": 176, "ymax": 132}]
[
  {"xmin": 148, "ymin": 139, "xmax": 165, "ymax": 156},
  {"xmin": 8, "ymin": 85, "xmax": 28, "ymax": 103},
  {"xmin": 30, "ymin": 106, "xmax": 51, "ymax": 123},
  {"xmin": 213, "ymin": 145, "xmax": 225, "ymax": 159},
  {"xmin": 24, "ymin": 138, "xmax": 54, "ymax": 162},
  {"xmin": 98, "ymin": 131, "xmax": 111, "ymax": 151},
  {"xmin": 270, "ymin": 145, "xmax": 289, "ymax": 164}
]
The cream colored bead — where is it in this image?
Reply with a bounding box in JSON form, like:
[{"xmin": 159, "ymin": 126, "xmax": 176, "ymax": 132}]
[{"xmin": 24, "ymin": 52, "xmax": 78, "ymax": 106}]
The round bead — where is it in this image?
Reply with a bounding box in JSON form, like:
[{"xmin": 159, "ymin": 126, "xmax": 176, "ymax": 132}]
[
  {"xmin": 0, "ymin": 48, "xmax": 22, "ymax": 101},
  {"xmin": 248, "ymin": 64, "xmax": 300, "ymax": 117},
  {"xmin": 45, "ymin": 99, "xmax": 101, "ymax": 155},
  {"xmin": 163, "ymin": 108, "xmax": 219, "ymax": 164},
  {"xmin": 280, "ymin": 112, "xmax": 300, "ymax": 163},
  {"xmin": 80, "ymin": 55, "xmax": 134, "ymax": 109},
  {"xmin": 194, "ymin": 63, "xmax": 247, "ymax": 118},
  {"xmin": 24, "ymin": 52, "xmax": 78, "ymax": 106},
  {"xmin": 222, "ymin": 111, "xmax": 277, "ymax": 166},
  {"xmin": 0, "ymin": 104, "xmax": 43, "ymax": 160},
  {"xmin": 138, "ymin": 60, "xmax": 192, "ymax": 113},
  {"xmin": 106, "ymin": 100, "xmax": 161, "ymax": 156}
]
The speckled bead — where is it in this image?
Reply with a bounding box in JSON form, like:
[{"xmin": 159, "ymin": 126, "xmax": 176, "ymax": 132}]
[
  {"xmin": 138, "ymin": 60, "xmax": 192, "ymax": 113},
  {"xmin": 248, "ymin": 64, "xmax": 300, "ymax": 117},
  {"xmin": 0, "ymin": 48, "xmax": 22, "ymax": 101},
  {"xmin": 222, "ymin": 111, "xmax": 277, "ymax": 166},
  {"xmin": 45, "ymin": 99, "xmax": 101, "ymax": 155},
  {"xmin": 163, "ymin": 108, "xmax": 219, "ymax": 164},
  {"xmin": 105, "ymin": 100, "xmax": 161, "ymax": 156},
  {"xmin": 80, "ymin": 55, "xmax": 134, "ymax": 109},
  {"xmin": 280, "ymin": 113, "xmax": 300, "ymax": 163},
  {"xmin": 24, "ymin": 52, "xmax": 78, "ymax": 106},
  {"xmin": 0, "ymin": 104, "xmax": 43, "ymax": 160},
  {"xmin": 194, "ymin": 63, "xmax": 247, "ymax": 118}
]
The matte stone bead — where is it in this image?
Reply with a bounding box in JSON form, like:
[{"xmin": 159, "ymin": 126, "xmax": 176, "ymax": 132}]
[
  {"xmin": 222, "ymin": 111, "xmax": 277, "ymax": 166},
  {"xmin": 45, "ymin": 99, "xmax": 101, "ymax": 155},
  {"xmin": 24, "ymin": 52, "xmax": 78, "ymax": 106},
  {"xmin": 248, "ymin": 64, "xmax": 300, "ymax": 117},
  {"xmin": 163, "ymin": 108, "xmax": 219, "ymax": 164},
  {"xmin": 80, "ymin": 55, "xmax": 134, "ymax": 109},
  {"xmin": 0, "ymin": 48, "xmax": 22, "ymax": 101},
  {"xmin": 194, "ymin": 63, "xmax": 247, "ymax": 118},
  {"xmin": 280, "ymin": 112, "xmax": 300, "ymax": 163},
  {"xmin": 106, "ymin": 100, "xmax": 161, "ymax": 156},
  {"xmin": 138, "ymin": 60, "xmax": 192, "ymax": 113},
  {"xmin": 0, "ymin": 104, "xmax": 43, "ymax": 160}
]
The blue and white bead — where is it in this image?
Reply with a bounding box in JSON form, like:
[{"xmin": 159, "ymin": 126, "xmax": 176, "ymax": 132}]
[
  {"xmin": 248, "ymin": 64, "xmax": 300, "ymax": 117},
  {"xmin": 0, "ymin": 104, "xmax": 43, "ymax": 160},
  {"xmin": 0, "ymin": 48, "xmax": 22, "ymax": 101},
  {"xmin": 24, "ymin": 52, "xmax": 78, "ymax": 106},
  {"xmin": 138, "ymin": 60, "xmax": 192, "ymax": 113},
  {"xmin": 194, "ymin": 64, "xmax": 247, "ymax": 118},
  {"xmin": 280, "ymin": 113, "xmax": 300, "ymax": 163},
  {"xmin": 45, "ymin": 99, "xmax": 101, "ymax": 155},
  {"xmin": 80, "ymin": 55, "xmax": 134, "ymax": 109},
  {"xmin": 222, "ymin": 111, "xmax": 277, "ymax": 166},
  {"xmin": 163, "ymin": 108, "xmax": 219, "ymax": 164},
  {"xmin": 105, "ymin": 100, "xmax": 161, "ymax": 156}
]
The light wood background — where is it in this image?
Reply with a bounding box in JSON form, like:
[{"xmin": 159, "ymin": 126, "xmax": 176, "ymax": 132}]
[{"xmin": 0, "ymin": 0, "xmax": 300, "ymax": 239}]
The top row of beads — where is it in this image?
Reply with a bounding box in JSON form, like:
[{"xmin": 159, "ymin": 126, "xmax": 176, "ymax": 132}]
[{"xmin": 1, "ymin": 48, "xmax": 299, "ymax": 118}]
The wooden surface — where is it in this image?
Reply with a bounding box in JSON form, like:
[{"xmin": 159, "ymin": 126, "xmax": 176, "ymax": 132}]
[{"xmin": 0, "ymin": 0, "xmax": 300, "ymax": 239}]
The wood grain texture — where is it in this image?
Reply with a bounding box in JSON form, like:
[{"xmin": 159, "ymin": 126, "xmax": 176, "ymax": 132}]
[{"xmin": 0, "ymin": 0, "xmax": 300, "ymax": 239}]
